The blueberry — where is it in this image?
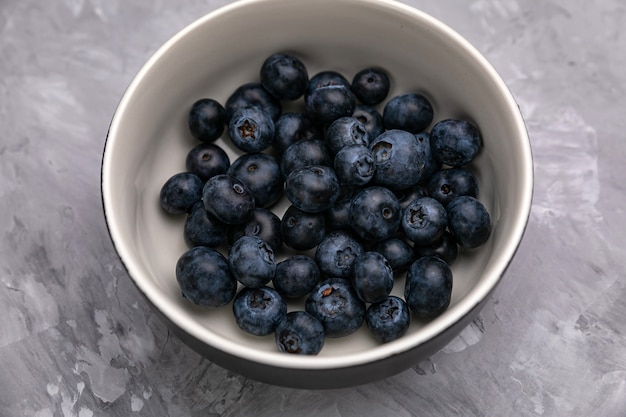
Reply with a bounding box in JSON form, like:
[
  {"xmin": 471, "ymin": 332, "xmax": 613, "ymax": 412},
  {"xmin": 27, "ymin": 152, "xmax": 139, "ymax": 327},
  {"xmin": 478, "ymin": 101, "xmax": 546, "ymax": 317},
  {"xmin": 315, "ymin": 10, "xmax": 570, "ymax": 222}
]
[
  {"xmin": 413, "ymin": 230, "xmax": 459, "ymax": 265},
  {"xmin": 275, "ymin": 311, "xmax": 325, "ymax": 355},
  {"xmin": 324, "ymin": 186, "xmax": 361, "ymax": 231},
  {"xmin": 280, "ymin": 204, "xmax": 326, "ymax": 251},
  {"xmin": 369, "ymin": 129, "xmax": 426, "ymax": 190},
  {"xmin": 224, "ymin": 82, "xmax": 282, "ymax": 123},
  {"xmin": 429, "ymin": 119, "xmax": 482, "ymax": 167},
  {"xmin": 305, "ymin": 70, "xmax": 351, "ymax": 100},
  {"xmin": 228, "ymin": 235, "xmax": 276, "ymax": 288},
  {"xmin": 175, "ymin": 246, "xmax": 236, "ymax": 308},
  {"xmin": 306, "ymin": 84, "xmax": 356, "ymax": 127},
  {"xmin": 273, "ymin": 112, "xmax": 322, "ymax": 154},
  {"xmin": 351, "ymin": 67, "xmax": 390, "ymax": 106},
  {"xmin": 325, "ymin": 116, "xmax": 370, "ymax": 155},
  {"xmin": 188, "ymin": 98, "xmax": 227, "ymax": 142},
  {"xmin": 315, "ymin": 230, "xmax": 364, "ymax": 278},
  {"xmin": 184, "ymin": 201, "xmax": 227, "ymax": 248},
  {"xmin": 365, "ymin": 296, "xmax": 410, "ymax": 343},
  {"xmin": 405, "ymin": 256, "xmax": 453, "ymax": 318},
  {"xmin": 394, "ymin": 184, "xmax": 429, "ymax": 212},
  {"xmin": 260, "ymin": 52, "xmax": 308, "ymax": 100},
  {"xmin": 305, "ymin": 278, "xmax": 365, "ymax": 338},
  {"xmin": 415, "ymin": 131, "xmax": 442, "ymax": 180},
  {"xmin": 185, "ymin": 142, "xmax": 230, "ymax": 182},
  {"xmin": 349, "ymin": 186, "xmax": 401, "ymax": 242},
  {"xmin": 285, "ymin": 165, "xmax": 340, "ymax": 213},
  {"xmin": 273, "ymin": 255, "xmax": 321, "ymax": 298},
  {"xmin": 334, "ymin": 144, "xmax": 376, "ymax": 186},
  {"xmin": 446, "ymin": 195, "xmax": 491, "ymax": 248},
  {"xmin": 228, "ymin": 207, "xmax": 282, "ymax": 252},
  {"xmin": 227, "ymin": 153, "xmax": 283, "ymax": 208},
  {"xmin": 382, "ymin": 93, "xmax": 434, "ymax": 133},
  {"xmin": 373, "ymin": 237, "xmax": 416, "ymax": 272},
  {"xmin": 280, "ymin": 139, "xmax": 332, "ymax": 178},
  {"xmin": 401, "ymin": 196, "xmax": 448, "ymax": 246},
  {"xmin": 428, "ymin": 167, "xmax": 478, "ymax": 207},
  {"xmin": 352, "ymin": 104, "xmax": 384, "ymax": 140},
  {"xmin": 228, "ymin": 107, "xmax": 275, "ymax": 153},
  {"xmin": 159, "ymin": 172, "xmax": 204, "ymax": 215},
  {"xmin": 232, "ymin": 286, "xmax": 287, "ymax": 336},
  {"xmin": 351, "ymin": 251, "xmax": 394, "ymax": 304},
  {"xmin": 202, "ymin": 174, "xmax": 255, "ymax": 225}
]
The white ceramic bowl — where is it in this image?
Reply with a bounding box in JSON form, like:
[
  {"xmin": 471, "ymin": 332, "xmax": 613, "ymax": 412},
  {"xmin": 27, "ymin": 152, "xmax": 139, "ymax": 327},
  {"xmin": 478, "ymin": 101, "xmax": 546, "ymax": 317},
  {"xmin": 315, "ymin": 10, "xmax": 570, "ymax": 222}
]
[{"xmin": 102, "ymin": 0, "xmax": 533, "ymax": 389}]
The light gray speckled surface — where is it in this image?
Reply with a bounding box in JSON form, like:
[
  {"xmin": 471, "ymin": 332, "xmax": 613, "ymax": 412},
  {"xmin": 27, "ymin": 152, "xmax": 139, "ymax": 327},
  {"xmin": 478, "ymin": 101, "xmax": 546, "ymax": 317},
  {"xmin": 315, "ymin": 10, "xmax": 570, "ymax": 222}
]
[{"xmin": 1, "ymin": 0, "xmax": 625, "ymax": 416}]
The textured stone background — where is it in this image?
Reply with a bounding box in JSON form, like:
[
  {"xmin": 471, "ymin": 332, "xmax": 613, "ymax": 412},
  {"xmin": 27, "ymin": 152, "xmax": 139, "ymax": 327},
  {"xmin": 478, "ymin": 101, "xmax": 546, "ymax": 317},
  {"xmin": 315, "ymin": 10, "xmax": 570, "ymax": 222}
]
[{"xmin": 1, "ymin": 0, "xmax": 625, "ymax": 415}]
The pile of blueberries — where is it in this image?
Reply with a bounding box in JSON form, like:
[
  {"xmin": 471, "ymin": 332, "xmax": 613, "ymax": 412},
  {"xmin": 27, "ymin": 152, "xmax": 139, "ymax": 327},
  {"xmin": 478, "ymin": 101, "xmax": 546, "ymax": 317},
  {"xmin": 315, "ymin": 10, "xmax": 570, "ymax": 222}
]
[{"xmin": 159, "ymin": 52, "xmax": 491, "ymax": 355}]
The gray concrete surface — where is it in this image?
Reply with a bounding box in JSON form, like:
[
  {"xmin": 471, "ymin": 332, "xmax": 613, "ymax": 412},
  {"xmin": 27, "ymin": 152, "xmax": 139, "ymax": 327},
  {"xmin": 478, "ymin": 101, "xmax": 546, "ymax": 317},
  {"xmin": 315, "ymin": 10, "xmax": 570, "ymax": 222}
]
[{"xmin": 1, "ymin": 0, "xmax": 625, "ymax": 415}]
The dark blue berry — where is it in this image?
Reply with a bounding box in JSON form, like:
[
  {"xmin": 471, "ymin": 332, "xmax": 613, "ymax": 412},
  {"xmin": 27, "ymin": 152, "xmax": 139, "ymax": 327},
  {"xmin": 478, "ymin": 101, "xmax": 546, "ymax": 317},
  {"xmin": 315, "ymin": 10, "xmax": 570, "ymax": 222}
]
[
  {"xmin": 415, "ymin": 131, "xmax": 442, "ymax": 180},
  {"xmin": 349, "ymin": 186, "xmax": 401, "ymax": 242},
  {"xmin": 227, "ymin": 153, "xmax": 283, "ymax": 208},
  {"xmin": 228, "ymin": 107, "xmax": 275, "ymax": 153},
  {"xmin": 324, "ymin": 186, "xmax": 361, "ymax": 231},
  {"xmin": 395, "ymin": 184, "xmax": 429, "ymax": 212},
  {"xmin": 228, "ymin": 235, "xmax": 276, "ymax": 288},
  {"xmin": 184, "ymin": 201, "xmax": 227, "ymax": 248},
  {"xmin": 306, "ymin": 84, "xmax": 356, "ymax": 127},
  {"xmin": 428, "ymin": 167, "xmax": 478, "ymax": 207},
  {"xmin": 280, "ymin": 139, "xmax": 332, "ymax": 178},
  {"xmin": 285, "ymin": 165, "xmax": 340, "ymax": 213},
  {"xmin": 351, "ymin": 251, "xmax": 394, "ymax": 303},
  {"xmin": 405, "ymin": 256, "xmax": 453, "ymax": 318},
  {"xmin": 228, "ymin": 207, "xmax": 282, "ymax": 252},
  {"xmin": 159, "ymin": 172, "xmax": 204, "ymax": 215},
  {"xmin": 225, "ymin": 82, "xmax": 282, "ymax": 123},
  {"xmin": 382, "ymin": 93, "xmax": 433, "ymax": 133},
  {"xmin": 352, "ymin": 105, "xmax": 384, "ymax": 140},
  {"xmin": 401, "ymin": 196, "xmax": 448, "ymax": 246},
  {"xmin": 260, "ymin": 52, "xmax": 308, "ymax": 100},
  {"xmin": 188, "ymin": 98, "xmax": 226, "ymax": 142},
  {"xmin": 429, "ymin": 119, "xmax": 482, "ymax": 167},
  {"xmin": 305, "ymin": 70, "xmax": 351, "ymax": 99},
  {"xmin": 325, "ymin": 116, "xmax": 370, "ymax": 155},
  {"xmin": 373, "ymin": 237, "xmax": 416, "ymax": 272},
  {"xmin": 446, "ymin": 195, "xmax": 491, "ymax": 248},
  {"xmin": 305, "ymin": 278, "xmax": 365, "ymax": 338},
  {"xmin": 233, "ymin": 286, "xmax": 287, "ymax": 336},
  {"xmin": 273, "ymin": 255, "xmax": 321, "ymax": 298},
  {"xmin": 185, "ymin": 142, "xmax": 230, "ymax": 182},
  {"xmin": 275, "ymin": 311, "xmax": 325, "ymax": 355},
  {"xmin": 175, "ymin": 246, "xmax": 236, "ymax": 308},
  {"xmin": 273, "ymin": 112, "xmax": 322, "ymax": 154},
  {"xmin": 315, "ymin": 230, "xmax": 364, "ymax": 279},
  {"xmin": 351, "ymin": 67, "xmax": 390, "ymax": 106},
  {"xmin": 366, "ymin": 296, "xmax": 410, "ymax": 343},
  {"xmin": 280, "ymin": 204, "xmax": 326, "ymax": 251},
  {"xmin": 369, "ymin": 129, "xmax": 427, "ymax": 190},
  {"xmin": 413, "ymin": 230, "xmax": 459, "ymax": 265},
  {"xmin": 202, "ymin": 174, "xmax": 255, "ymax": 225},
  {"xmin": 334, "ymin": 144, "xmax": 376, "ymax": 186}
]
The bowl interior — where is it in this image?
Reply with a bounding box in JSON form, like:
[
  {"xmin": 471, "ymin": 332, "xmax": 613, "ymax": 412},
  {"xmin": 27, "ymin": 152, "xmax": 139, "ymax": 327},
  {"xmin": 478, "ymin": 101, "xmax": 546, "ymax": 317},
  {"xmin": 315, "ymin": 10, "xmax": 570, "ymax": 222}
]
[{"xmin": 102, "ymin": 0, "xmax": 532, "ymax": 371}]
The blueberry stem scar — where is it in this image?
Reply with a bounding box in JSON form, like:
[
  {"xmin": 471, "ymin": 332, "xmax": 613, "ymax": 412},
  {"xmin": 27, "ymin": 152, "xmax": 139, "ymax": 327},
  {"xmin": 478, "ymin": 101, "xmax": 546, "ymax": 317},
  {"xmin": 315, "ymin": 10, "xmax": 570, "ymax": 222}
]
[{"xmin": 239, "ymin": 120, "xmax": 257, "ymax": 139}]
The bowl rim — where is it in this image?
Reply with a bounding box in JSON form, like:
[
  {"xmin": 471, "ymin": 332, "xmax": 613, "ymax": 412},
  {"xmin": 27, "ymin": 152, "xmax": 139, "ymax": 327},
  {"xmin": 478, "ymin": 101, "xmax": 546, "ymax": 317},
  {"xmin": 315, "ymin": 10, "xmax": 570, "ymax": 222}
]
[{"xmin": 101, "ymin": 0, "xmax": 534, "ymax": 371}]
